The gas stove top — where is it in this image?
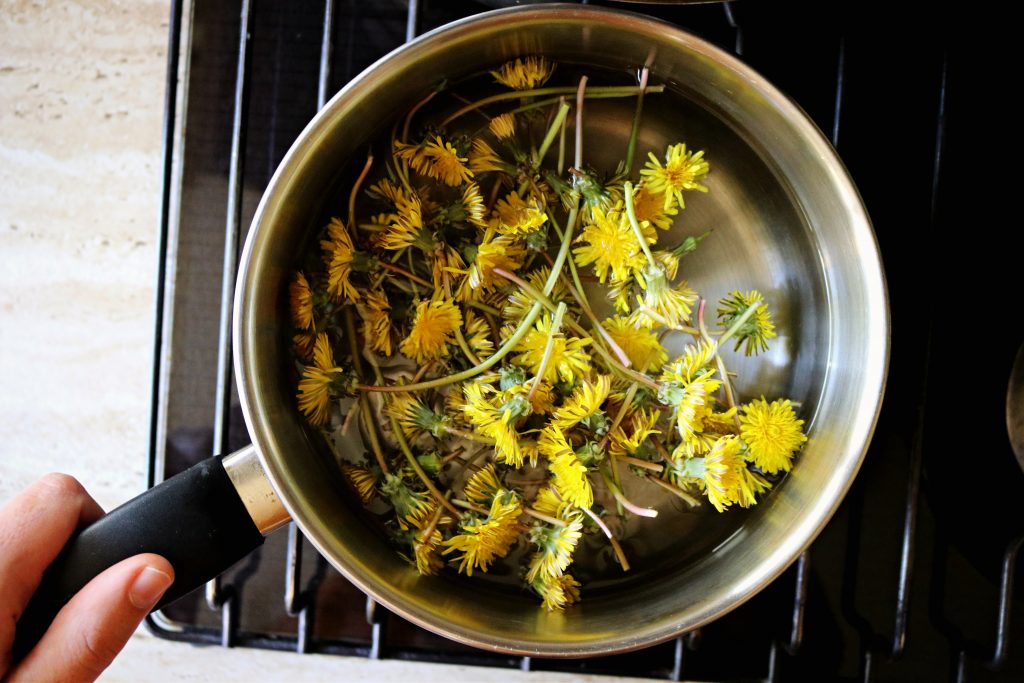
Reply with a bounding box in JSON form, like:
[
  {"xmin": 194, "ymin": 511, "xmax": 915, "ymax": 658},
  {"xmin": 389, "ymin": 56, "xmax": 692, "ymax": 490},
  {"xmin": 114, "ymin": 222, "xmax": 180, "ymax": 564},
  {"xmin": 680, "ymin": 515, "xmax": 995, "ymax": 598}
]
[{"xmin": 147, "ymin": 1, "xmax": 1023, "ymax": 679}]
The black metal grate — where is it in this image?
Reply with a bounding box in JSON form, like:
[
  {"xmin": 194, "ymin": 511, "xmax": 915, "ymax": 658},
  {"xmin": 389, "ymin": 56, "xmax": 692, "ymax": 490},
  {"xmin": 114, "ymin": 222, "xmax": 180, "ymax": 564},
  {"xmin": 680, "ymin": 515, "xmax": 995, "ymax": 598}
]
[{"xmin": 147, "ymin": 1, "xmax": 1024, "ymax": 680}]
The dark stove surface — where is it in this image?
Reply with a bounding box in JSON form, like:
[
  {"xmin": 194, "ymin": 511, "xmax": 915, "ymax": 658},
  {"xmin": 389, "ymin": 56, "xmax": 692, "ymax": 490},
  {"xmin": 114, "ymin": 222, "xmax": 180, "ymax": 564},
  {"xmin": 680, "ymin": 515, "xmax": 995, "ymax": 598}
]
[{"xmin": 148, "ymin": 1, "xmax": 1023, "ymax": 680}]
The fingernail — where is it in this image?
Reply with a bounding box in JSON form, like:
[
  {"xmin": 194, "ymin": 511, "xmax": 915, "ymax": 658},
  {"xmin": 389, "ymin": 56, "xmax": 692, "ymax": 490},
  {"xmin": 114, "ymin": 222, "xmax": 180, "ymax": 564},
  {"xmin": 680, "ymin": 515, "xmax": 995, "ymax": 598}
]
[{"xmin": 129, "ymin": 566, "xmax": 173, "ymax": 609}]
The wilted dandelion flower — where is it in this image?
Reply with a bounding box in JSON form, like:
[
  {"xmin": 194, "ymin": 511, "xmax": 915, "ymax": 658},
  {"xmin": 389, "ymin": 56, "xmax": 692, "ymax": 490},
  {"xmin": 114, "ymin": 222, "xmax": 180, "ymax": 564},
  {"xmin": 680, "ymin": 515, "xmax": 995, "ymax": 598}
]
[
  {"xmin": 635, "ymin": 264, "xmax": 697, "ymax": 329},
  {"xmin": 468, "ymin": 137, "xmax": 507, "ymax": 174},
  {"xmin": 533, "ymin": 573, "xmax": 581, "ymax": 611},
  {"xmin": 739, "ymin": 397, "xmax": 807, "ymax": 474},
  {"xmin": 658, "ymin": 368, "xmax": 722, "ymax": 447},
  {"xmin": 640, "ymin": 143, "xmax": 709, "ymax": 210},
  {"xmin": 527, "ymin": 513, "xmax": 583, "ymax": 583},
  {"xmin": 464, "ymin": 463, "xmax": 504, "ymax": 506},
  {"xmin": 489, "ymin": 112, "xmax": 516, "ymax": 140},
  {"xmin": 661, "ymin": 340, "xmax": 717, "ymax": 384},
  {"xmin": 400, "ymin": 298, "xmax": 462, "ymax": 363},
  {"xmin": 491, "ymin": 56, "xmax": 555, "ymax": 90},
  {"xmin": 381, "ymin": 190, "xmax": 426, "ymax": 251},
  {"xmin": 320, "ymin": 217, "xmax": 360, "ymax": 303},
  {"xmin": 460, "ymin": 182, "xmax": 489, "ymax": 229},
  {"xmin": 443, "ymin": 491, "xmax": 522, "ymax": 576},
  {"xmin": 718, "ymin": 290, "xmax": 777, "ymax": 356},
  {"xmin": 462, "ymin": 383, "xmax": 528, "ymax": 467},
  {"xmin": 502, "ymin": 265, "xmax": 566, "ymax": 321},
  {"xmin": 358, "ymin": 289, "xmax": 393, "ymax": 356},
  {"xmin": 464, "ymin": 310, "xmax": 494, "ymax": 359},
  {"xmin": 297, "ymin": 333, "xmax": 343, "ymax": 426},
  {"xmin": 550, "ymin": 375, "xmax": 612, "ymax": 430},
  {"xmin": 601, "ymin": 316, "xmax": 668, "ymax": 372},
  {"xmin": 493, "ymin": 191, "xmax": 548, "ymax": 235},
  {"xmin": 341, "ymin": 463, "xmax": 378, "ymax": 506},
  {"xmin": 292, "ymin": 330, "xmax": 317, "ymax": 362},
  {"xmin": 513, "ymin": 313, "xmax": 592, "ymax": 384},
  {"xmin": 460, "ymin": 233, "xmax": 527, "ymax": 297},
  {"xmin": 608, "ymin": 408, "xmax": 661, "ymax": 457},
  {"xmin": 539, "ymin": 426, "xmax": 593, "ymax": 508},
  {"xmin": 289, "ymin": 272, "xmax": 314, "ymax": 330},
  {"xmin": 702, "ymin": 435, "xmax": 745, "ymax": 512},
  {"xmin": 395, "ymin": 136, "xmax": 472, "ymax": 186},
  {"xmin": 388, "ymin": 393, "xmax": 448, "ymax": 440},
  {"xmin": 380, "ymin": 473, "xmax": 431, "ymax": 528}
]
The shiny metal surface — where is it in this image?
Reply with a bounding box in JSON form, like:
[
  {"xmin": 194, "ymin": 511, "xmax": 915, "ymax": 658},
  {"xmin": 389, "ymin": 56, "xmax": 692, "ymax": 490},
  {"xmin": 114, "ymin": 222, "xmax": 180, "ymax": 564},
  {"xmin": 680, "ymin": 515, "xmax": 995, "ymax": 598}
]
[
  {"xmin": 233, "ymin": 5, "xmax": 889, "ymax": 656},
  {"xmin": 222, "ymin": 444, "xmax": 290, "ymax": 535},
  {"xmin": 1007, "ymin": 344, "xmax": 1024, "ymax": 472}
]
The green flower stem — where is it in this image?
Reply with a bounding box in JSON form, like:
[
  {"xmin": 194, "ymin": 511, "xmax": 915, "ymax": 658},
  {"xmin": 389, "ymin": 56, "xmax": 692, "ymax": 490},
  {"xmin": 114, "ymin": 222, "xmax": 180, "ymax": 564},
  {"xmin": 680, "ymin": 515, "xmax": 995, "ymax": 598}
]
[
  {"xmin": 389, "ymin": 412, "xmax": 461, "ymax": 517},
  {"xmin": 348, "ymin": 150, "xmax": 374, "ymax": 239},
  {"xmin": 402, "ymin": 89, "xmax": 437, "ymax": 144},
  {"xmin": 523, "ymin": 507, "xmax": 567, "ymax": 527},
  {"xmin": 697, "ymin": 299, "xmax": 741, "ymax": 427},
  {"xmin": 440, "ymin": 84, "xmax": 665, "ymax": 127},
  {"xmin": 624, "ymin": 66, "xmax": 649, "ymax": 177},
  {"xmin": 406, "ymin": 250, "xmax": 421, "ymax": 298},
  {"xmin": 578, "ymin": 505, "xmax": 630, "ymax": 572},
  {"xmin": 464, "ymin": 300, "xmax": 502, "ymax": 316},
  {"xmin": 342, "ymin": 309, "xmax": 390, "ymax": 475},
  {"xmin": 715, "ymin": 299, "xmax": 764, "ymax": 350},
  {"xmin": 623, "ymin": 181, "xmax": 658, "ymax": 269},
  {"xmin": 536, "ymin": 101, "xmax": 571, "ymax": 165},
  {"xmin": 606, "ymin": 382, "xmax": 639, "ymax": 440},
  {"xmin": 557, "ymin": 96, "xmax": 568, "ymax": 174},
  {"xmin": 451, "ymin": 498, "xmax": 488, "ymax": 515},
  {"xmin": 645, "ymin": 473, "xmax": 700, "ymax": 507},
  {"xmin": 444, "ymin": 425, "xmax": 495, "ymax": 445},
  {"xmin": 617, "ymin": 454, "xmax": 664, "ymax": 473},
  {"xmin": 574, "ymin": 76, "xmax": 588, "ymax": 170},
  {"xmin": 528, "ymin": 301, "xmax": 566, "ymax": 400},
  {"xmin": 357, "ymin": 206, "xmax": 579, "ymax": 394},
  {"xmin": 376, "ymin": 261, "xmax": 432, "ymax": 288},
  {"xmin": 453, "ymin": 325, "xmax": 481, "ymax": 366},
  {"xmin": 416, "ymin": 496, "xmax": 449, "ymax": 547},
  {"xmin": 599, "ymin": 468, "xmax": 658, "ymax": 518}
]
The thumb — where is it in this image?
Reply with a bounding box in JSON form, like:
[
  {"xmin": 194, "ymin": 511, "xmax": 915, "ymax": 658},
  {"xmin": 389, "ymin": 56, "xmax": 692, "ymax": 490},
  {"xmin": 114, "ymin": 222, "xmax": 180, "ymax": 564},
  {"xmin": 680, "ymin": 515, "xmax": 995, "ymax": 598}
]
[{"xmin": 7, "ymin": 554, "xmax": 174, "ymax": 683}]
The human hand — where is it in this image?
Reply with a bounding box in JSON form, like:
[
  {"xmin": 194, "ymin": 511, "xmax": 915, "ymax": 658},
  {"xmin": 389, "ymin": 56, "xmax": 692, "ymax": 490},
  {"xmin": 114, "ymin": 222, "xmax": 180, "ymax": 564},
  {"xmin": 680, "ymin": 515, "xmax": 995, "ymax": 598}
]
[{"xmin": 0, "ymin": 474, "xmax": 174, "ymax": 682}]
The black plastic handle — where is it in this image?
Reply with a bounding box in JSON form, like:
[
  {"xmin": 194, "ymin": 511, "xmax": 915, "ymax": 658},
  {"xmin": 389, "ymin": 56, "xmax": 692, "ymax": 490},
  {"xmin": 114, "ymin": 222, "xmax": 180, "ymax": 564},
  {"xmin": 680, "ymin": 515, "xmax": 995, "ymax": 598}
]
[{"xmin": 13, "ymin": 456, "xmax": 265, "ymax": 659}]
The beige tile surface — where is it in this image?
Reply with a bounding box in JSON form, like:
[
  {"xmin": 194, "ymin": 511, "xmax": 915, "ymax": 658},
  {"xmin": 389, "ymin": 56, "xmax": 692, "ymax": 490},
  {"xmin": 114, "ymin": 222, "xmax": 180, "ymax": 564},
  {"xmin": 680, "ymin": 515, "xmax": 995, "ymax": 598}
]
[{"xmin": 0, "ymin": 3, "xmax": 642, "ymax": 681}]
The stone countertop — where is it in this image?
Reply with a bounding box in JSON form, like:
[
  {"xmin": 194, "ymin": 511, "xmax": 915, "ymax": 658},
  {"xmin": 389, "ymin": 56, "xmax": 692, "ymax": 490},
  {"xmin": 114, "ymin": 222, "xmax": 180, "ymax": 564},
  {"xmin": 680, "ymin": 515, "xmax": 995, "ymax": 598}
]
[{"xmin": 0, "ymin": 3, "xmax": 639, "ymax": 681}]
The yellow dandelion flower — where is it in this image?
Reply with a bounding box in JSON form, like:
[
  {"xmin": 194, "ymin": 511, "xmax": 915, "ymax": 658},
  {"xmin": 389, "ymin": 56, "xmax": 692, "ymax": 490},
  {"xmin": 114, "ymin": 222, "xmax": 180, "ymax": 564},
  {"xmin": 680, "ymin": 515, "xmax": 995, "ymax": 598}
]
[
  {"xmin": 735, "ymin": 467, "xmax": 772, "ymax": 508},
  {"xmin": 297, "ymin": 333, "xmax": 343, "ymax": 426},
  {"xmin": 443, "ymin": 491, "xmax": 522, "ymax": 576},
  {"xmin": 703, "ymin": 406, "xmax": 739, "ymax": 436},
  {"xmin": 489, "ymin": 112, "xmax": 516, "ymax": 140},
  {"xmin": 293, "ymin": 330, "xmax": 317, "ymax": 362},
  {"xmin": 433, "ymin": 245, "xmax": 466, "ymax": 293},
  {"xmin": 606, "ymin": 275, "xmax": 635, "ymax": 314},
  {"xmin": 468, "ymin": 137, "xmax": 506, "ymax": 174},
  {"xmin": 461, "ymin": 182, "xmax": 489, "ymax": 229},
  {"xmin": 387, "ymin": 393, "xmax": 446, "ymax": 441},
  {"xmin": 464, "ymin": 310, "xmax": 494, "ymax": 359},
  {"xmin": 534, "ymin": 573, "xmax": 581, "ymax": 611},
  {"xmin": 465, "ymin": 463, "xmax": 503, "ymax": 505},
  {"xmin": 573, "ymin": 204, "xmax": 650, "ymax": 283},
  {"xmin": 523, "ymin": 379, "xmax": 556, "ymax": 415},
  {"xmin": 341, "ymin": 463, "xmax": 378, "ymax": 506},
  {"xmin": 527, "ymin": 513, "xmax": 583, "ymax": 583},
  {"xmin": 412, "ymin": 523, "xmax": 445, "ymax": 576},
  {"xmin": 320, "ymin": 217, "xmax": 360, "ymax": 303},
  {"xmin": 634, "ymin": 264, "xmax": 697, "ymax": 329},
  {"xmin": 631, "ymin": 183, "xmax": 678, "ymax": 230},
  {"xmin": 462, "ymin": 383, "xmax": 528, "ymax": 467},
  {"xmin": 718, "ymin": 290, "xmax": 777, "ymax": 356},
  {"xmin": 601, "ymin": 316, "xmax": 667, "ymax": 372},
  {"xmin": 550, "ymin": 375, "xmax": 612, "ymax": 430},
  {"xmin": 502, "ymin": 265, "xmax": 566, "ymax": 321},
  {"xmin": 400, "ymin": 298, "xmax": 462, "ymax": 363},
  {"xmin": 289, "ymin": 272, "xmax": 314, "ymax": 330},
  {"xmin": 513, "ymin": 314, "xmax": 592, "ymax": 384},
  {"xmin": 458, "ymin": 233, "xmax": 527, "ymax": 298},
  {"xmin": 540, "ymin": 426, "xmax": 593, "ymax": 509},
  {"xmin": 532, "ymin": 486, "xmax": 572, "ymax": 519},
  {"xmin": 703, "ymin": 435, "xmax": 745, "ymax": 512},
  {"xmin": 739, "ymin": 397, "xmax": 807, "ymax": 474},
  {"xmin": 658, "ymin": 368, "xmax": 722, "ymax": 447},
  {"xmin": 493, "ymin": 191, "xmax": 548, "ymax": 235},
  {"xmin": 368, "ymin": 178, "xmax": 405, "ymax": 204},
  {"xmin": 661, "ymin": 340, "xmax": 717, "ymax": 384},
  {"xmin": 422, "ymin": 136, "xmax": 473, "ymax": 186},
  {"xmin": 380, "ymin": 473, "xmax": 431, "ymax": 529},
  {"xmin": 490, "ymin": 56, "xmax": 555, "ymax": 90},
  {"xmin": 640, "ymin": 143, "xmax": 709, "ymax": 210},
  {"xmin": 381, "ymin": 189, "xmax": 425, "ymax": 251},
  {"xmin": 358, "ymin": 289, "xmax": 393, "ymax": 356},
  {"xmin": 608, "ymin": 408, "xmax": 661, "ymax": 457}
]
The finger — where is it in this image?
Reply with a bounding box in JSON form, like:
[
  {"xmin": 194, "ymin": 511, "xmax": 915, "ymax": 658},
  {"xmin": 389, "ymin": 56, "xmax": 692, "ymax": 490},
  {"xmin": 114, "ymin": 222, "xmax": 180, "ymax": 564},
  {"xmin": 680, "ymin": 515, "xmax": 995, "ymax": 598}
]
[
  {"xmin": 6, "ymin": 553, "xmax": 174, "ymax": 683},
  {"xmin": 0, "ymin": 474, "xmax": 104, "ymax": 674}
]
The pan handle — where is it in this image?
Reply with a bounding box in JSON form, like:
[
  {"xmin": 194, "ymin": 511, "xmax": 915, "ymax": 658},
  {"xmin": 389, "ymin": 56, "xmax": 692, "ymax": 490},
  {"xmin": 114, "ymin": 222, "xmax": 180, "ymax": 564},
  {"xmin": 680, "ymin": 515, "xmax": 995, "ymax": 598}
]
[{"xmin": 12, "ymin": 445, "xmax": 289, "ymax": 659}]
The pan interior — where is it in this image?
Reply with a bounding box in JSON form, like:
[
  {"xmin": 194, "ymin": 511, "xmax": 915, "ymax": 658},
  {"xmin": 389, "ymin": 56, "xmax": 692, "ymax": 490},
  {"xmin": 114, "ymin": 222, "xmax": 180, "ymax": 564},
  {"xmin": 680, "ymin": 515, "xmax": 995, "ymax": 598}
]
[{"xmin": 236, "ymin": 6, "xmax": 884, "ymax": 656}]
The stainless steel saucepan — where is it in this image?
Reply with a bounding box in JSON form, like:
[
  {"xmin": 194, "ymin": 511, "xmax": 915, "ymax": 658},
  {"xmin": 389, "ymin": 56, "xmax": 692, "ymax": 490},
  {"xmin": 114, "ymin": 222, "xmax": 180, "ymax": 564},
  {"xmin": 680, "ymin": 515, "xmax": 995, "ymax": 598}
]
[{"xmin": 17, "ymin": 5, "xmax": 888, "ymax": 658}]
